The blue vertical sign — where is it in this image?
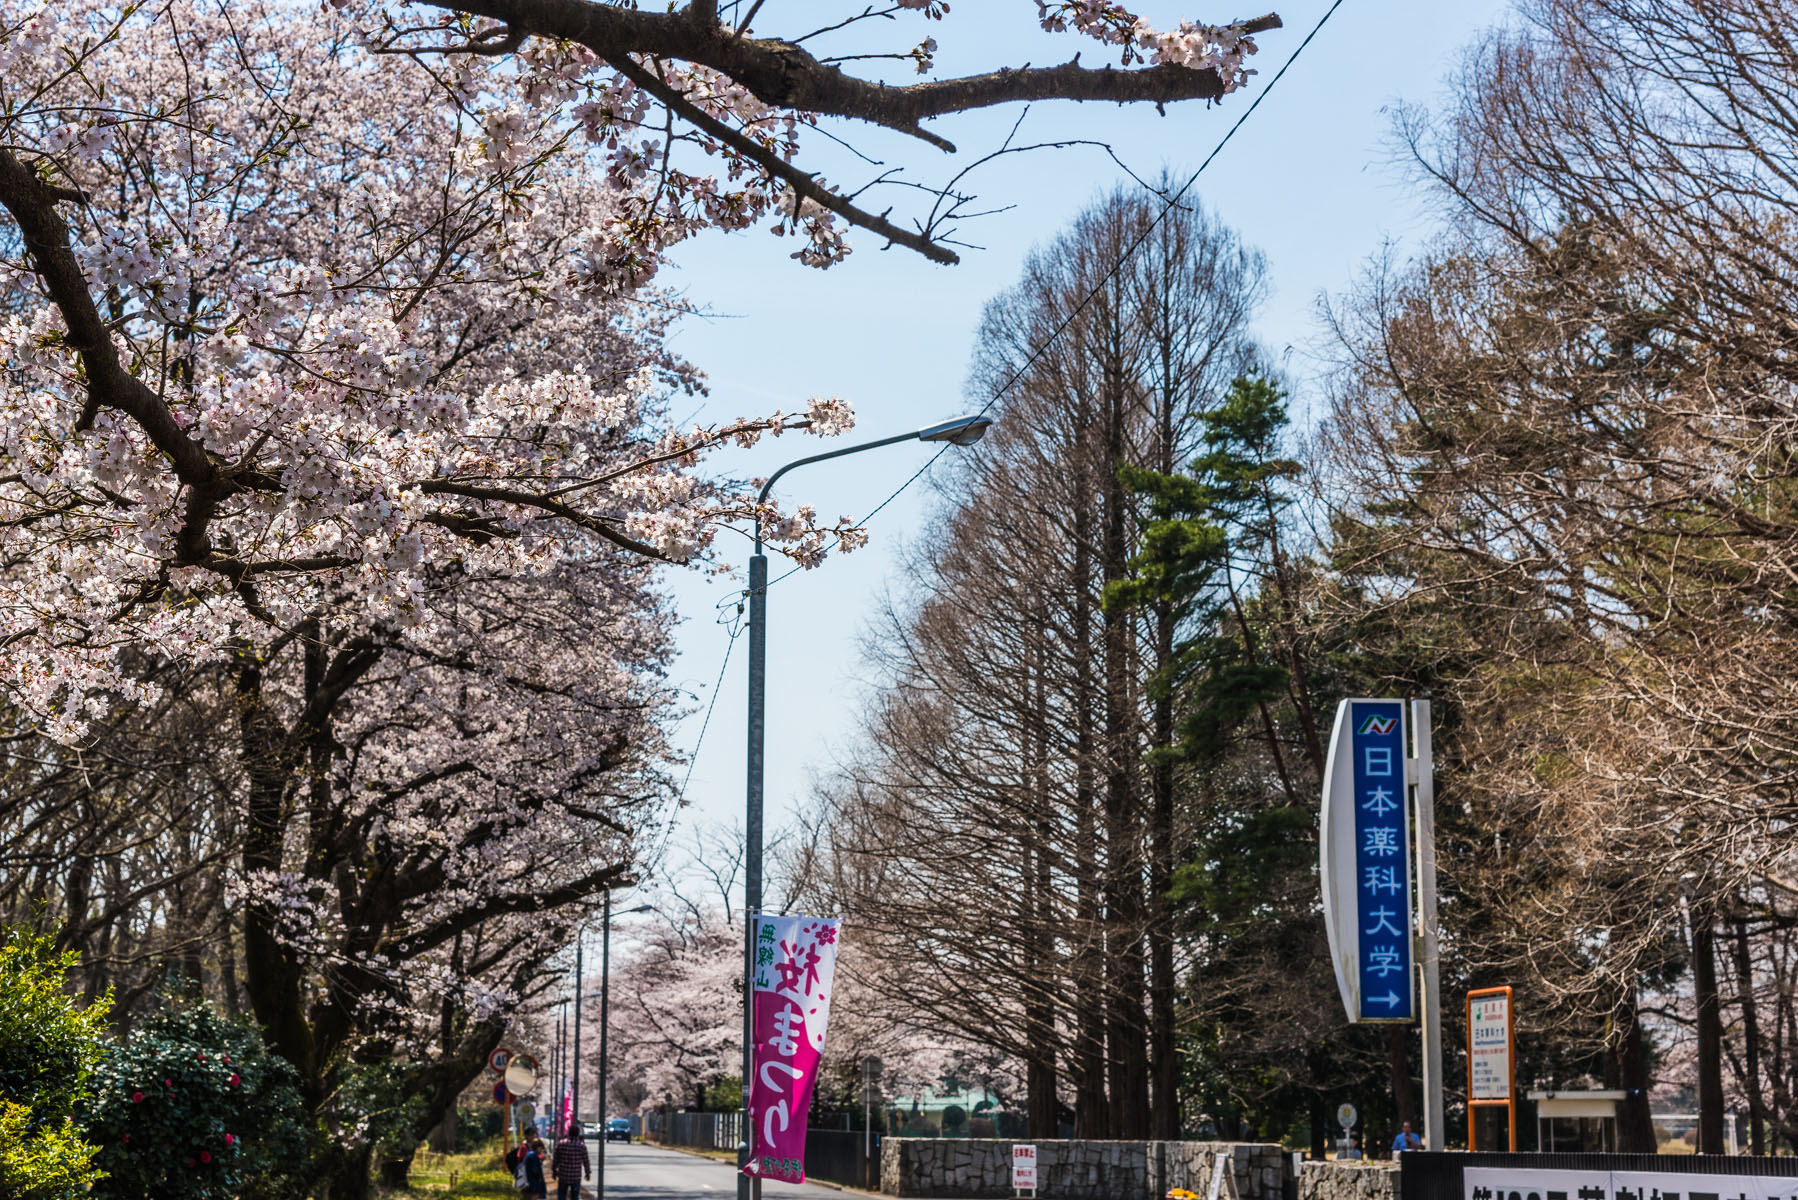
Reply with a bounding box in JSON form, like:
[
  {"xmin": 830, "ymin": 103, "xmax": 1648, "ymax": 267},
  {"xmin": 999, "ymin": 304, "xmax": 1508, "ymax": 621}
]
[
  {"xmin": 1320, "ymin": 698, "xmax": 1416, "ymax": 1023},
  {"xmin": 1349, "ymin": 701, "xmax": 1413, "ymax": 1020}
]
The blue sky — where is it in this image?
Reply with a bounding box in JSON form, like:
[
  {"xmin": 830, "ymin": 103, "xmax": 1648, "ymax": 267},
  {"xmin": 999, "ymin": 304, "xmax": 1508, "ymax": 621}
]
[{"xmin": 648, "ymin": 0, "xmax": 1513, "ymax": 888}]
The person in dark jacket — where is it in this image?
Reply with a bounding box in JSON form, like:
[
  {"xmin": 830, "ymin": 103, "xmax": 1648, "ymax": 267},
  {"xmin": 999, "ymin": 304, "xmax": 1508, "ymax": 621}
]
[{"xmin": 522, "ymin": 1138, "xmax": 549, "ymax": 1197}]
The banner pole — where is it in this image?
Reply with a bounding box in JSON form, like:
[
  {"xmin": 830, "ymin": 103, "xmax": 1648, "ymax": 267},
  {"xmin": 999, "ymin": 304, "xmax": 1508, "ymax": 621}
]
[{"xmin": 1411, "ymin": 699, "xmax": 1445, "ymax": 1149}]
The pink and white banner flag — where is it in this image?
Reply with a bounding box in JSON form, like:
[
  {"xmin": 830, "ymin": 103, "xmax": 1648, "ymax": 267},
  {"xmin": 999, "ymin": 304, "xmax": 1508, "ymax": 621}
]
[{"xmin": 743, "ymin": 913, "xmax": 841, "ymax": 1185}]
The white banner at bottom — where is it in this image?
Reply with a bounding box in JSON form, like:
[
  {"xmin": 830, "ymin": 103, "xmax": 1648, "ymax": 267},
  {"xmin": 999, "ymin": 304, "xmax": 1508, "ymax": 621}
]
[{"xmin": 1467, "ymin": 1167, "xmax": 1798, "ymax": 1200}]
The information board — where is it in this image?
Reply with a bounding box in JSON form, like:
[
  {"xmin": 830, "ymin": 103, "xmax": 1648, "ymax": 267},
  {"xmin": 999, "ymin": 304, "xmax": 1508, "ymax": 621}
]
[
  {"xmin": 1012, "ymin": 1144, "xmax": 1037, "ymax": 1193},
  {"xmin": 1469, "ymin": 990, "xmax": 1513, "ymax": 1100}
]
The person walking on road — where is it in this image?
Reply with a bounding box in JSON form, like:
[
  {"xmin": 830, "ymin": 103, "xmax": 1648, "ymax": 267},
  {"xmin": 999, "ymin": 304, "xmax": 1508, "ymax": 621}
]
[
  {"xmin": 552, "ymin": 1123, "xmax": 592, "ymax": 1200},
  {"xmin": 521, "ymin": 1137, "xmax": 549, "ymax": 1197}
]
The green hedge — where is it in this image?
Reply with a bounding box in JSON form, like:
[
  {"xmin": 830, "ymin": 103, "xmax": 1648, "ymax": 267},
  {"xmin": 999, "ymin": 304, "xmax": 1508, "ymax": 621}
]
[{"xmin": 0, "ymin": 927, "xmax": 109, "ymax": 1199}]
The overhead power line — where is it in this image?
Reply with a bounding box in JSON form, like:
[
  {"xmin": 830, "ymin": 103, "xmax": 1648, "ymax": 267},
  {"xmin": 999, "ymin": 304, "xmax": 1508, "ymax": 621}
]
[
  {"xmin": 678, "ymin": 0, "xmax": 1351, "ymax": 789},
  {"xmin": 761, "ymin": 0, "xmax": 1351, "ymax": 593}
]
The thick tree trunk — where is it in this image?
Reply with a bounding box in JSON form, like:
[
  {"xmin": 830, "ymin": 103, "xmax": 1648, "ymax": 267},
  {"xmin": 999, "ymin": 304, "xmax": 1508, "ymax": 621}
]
[
  {"xmin": 237, "ymin": 660, "xmax": 321, "ymax": 1096},
  {"xmin": 1148, "ymin": 601, "xmax": 1179, "ymax": 1140},
  {"xmin": 237, "ymin": 635, "xmax": 384, "ymax": 1199},
  {"xmin": 1146, "ymin": 296, "xmax": 1182, "ymax": 1144},
  {"xmin": 1732, "ymin": 913, "xmax": 1768, "ymax": 1155},
  {"xmin": 1072, "ymin": 469, "xmax": 1109, "ymax": 1138},
  {"xmin": 1019, "ymin": 832, "xmax": 1058, "ymax": 1139},
  {"xmin": 390, "ymin": 1014, "xmax": 509, "ymax": 1189},
  {"xmin": 1615, "ymin": 985, "xmax": 1657, "ymax": 1153},
  {"xmin": 1100, "ymin": 344, "xmax": 1149, "ymax": 1141},
  {"xmin": 312, "ymin": 1137, "xmax": 376, "ymax": 1200},
  {"xmin": 220, "ymin": 924, "xmax": 243, "ymax": 1018},
  {"xmin": 430, "ymin": 1108, "xmax": 457, "ymax": 1154},
  {"xmin": 1023, "ymin": 611, "xmax": 1061, "ymax": 1141},
  {"xmin": 1693, "ymin": 904, "xmax": 1726, "ymax": 1154}
]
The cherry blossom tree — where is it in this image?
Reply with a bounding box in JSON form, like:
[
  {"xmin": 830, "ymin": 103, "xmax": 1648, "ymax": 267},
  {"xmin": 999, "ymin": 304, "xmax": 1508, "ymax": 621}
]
[
  {"xmin": 594, "ymin": 867, "xmax": 1011, "ymax": 1124},
  {"xmin": 0, "ymin": 0, "xmax": 861, "ymax": 739},
  {"xmin": 598, "ymin": 903, "xmax": 742, "ymax": 1114},
  {"xmin": 229, "ymin": 562, "xmax": 681, "ymax": 1195},
  {"xmin": 369, "ymin": 0, "xmax": 1279, "ymax": 266},
  {"xmin": 0, "ymin": 0, "xmax": 1282, "ymax": 738},
  {"xmin": 1, "ymin": 3, "xmax": 1286, "ymax": 1193}
]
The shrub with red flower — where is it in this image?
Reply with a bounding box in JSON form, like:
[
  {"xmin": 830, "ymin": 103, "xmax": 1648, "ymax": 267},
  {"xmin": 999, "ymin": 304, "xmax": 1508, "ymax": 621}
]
[{"xmin": 85, "ymin": 1002, "xmax": 305, "ymax": 1200}]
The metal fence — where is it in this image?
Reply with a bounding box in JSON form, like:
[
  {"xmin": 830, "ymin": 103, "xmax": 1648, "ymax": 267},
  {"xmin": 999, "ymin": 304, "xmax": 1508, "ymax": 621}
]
[
  {"xmin": 643, "ymin": 1110, "xmax": 743, "ymax": 1152},
  {"xmin": 1402, "ymin": 1151, "xmax": 1798, "ymax": 1200},
  {"xmin": 639, "ymin": 1112, "xmax": 878, "ymax": 1187},
  {"xmin": 804, "ymin": 1129, "xmax": 880, "ymax": 1189}
]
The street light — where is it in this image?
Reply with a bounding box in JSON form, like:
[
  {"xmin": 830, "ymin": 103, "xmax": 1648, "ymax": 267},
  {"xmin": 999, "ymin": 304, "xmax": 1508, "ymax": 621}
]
[
  {"xmin": 571, "ymin": 892, "xmax": 654, "ymax": 1186},
  {"xmin": 738, "ymin": 413, "xmax": 993, "ymax": 1200},
  {"xmin": 597, "ymin": 896, "xmax": 652, "ymax": 1199},
  {"xmin": 862, "ymin": 1056, "xmax": 883, "ymax": 1189}
]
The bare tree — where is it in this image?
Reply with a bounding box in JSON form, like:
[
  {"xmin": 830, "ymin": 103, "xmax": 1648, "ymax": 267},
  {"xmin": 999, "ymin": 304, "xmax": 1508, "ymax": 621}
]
[
  {"xmin": 815, "ymin": 183, "xmax": 1263, "ymax": 1138},
  {"xmin": 1321, "ymin": 0, "xmax": 1798, "ymax": 1148}
]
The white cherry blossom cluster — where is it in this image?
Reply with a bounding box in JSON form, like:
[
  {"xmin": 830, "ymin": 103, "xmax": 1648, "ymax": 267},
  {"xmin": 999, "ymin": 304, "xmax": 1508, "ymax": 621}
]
[
  {"xmin": 218, "ymin": 560, "xmax": 676, "ymax": 1059},
  {"xmin": 0, "ymin": 1, "xmax": 863, "ymax": 734},
  {"xmin": 1034, "ymin": 1, "xmax": 1260, "ymax": 88}
]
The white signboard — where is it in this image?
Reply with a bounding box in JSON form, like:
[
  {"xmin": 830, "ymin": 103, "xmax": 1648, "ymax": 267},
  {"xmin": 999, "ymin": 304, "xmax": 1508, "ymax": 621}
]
[
  {"xmin": 1615, "ymin": 1173, "xmax": 1796, "ymax": 1200},
  {"xmin": 1012, "ymin": 1144, "xmax": 1037, "ymax": 1191},
  {"xmin": 1469, "ymin": 992, "xmax": 1512, "ymax": 1100},
  {"xmin": 1467, "ymin": 1167, "xmax": 1798, "ymax": 1200}
]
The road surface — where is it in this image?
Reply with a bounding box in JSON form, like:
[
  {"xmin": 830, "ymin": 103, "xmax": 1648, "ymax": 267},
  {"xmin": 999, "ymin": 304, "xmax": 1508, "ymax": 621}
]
[{"xmin": 583, "ymin": 1138, "xmax": 860, "ymax": 1199}]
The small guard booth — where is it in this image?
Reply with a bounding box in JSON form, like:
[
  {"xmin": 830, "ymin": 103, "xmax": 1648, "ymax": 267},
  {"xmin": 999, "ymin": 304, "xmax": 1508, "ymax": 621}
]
[{"xmin": 1526, "ymin": 1089, "xmax": 1623, "ymax": 1152}]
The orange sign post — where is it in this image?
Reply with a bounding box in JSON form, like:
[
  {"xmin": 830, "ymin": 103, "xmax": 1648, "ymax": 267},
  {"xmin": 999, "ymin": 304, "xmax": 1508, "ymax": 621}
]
[{"xmin": 1466, "ymin": 986, "xmax": 1516, "ymax": 1150}]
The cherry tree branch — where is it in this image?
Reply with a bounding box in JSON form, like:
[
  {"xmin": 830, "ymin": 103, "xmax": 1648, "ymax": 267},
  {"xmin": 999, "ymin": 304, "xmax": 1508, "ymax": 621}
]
[
  {"xmin": 422, "ymin": 2, "xmax": 1282, "ymax": 146},
  {"xmin": 0, "ymin": 148, "xmax": 237, "ymax": 563},
  {"xmin": 604, "ymin": 52, "xmax": 958, "ymax": 263},
  {"xmin": 410, "ymin": 480, "xmax": 670, "ymax": 559}
]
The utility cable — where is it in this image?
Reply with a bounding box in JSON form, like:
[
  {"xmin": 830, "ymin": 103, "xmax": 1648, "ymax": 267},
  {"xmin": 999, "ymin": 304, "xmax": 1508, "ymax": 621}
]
[
  {"xmin": 762, "ymin": 0, "xmax": 1351, "ymax": 591},
  {"xmin": 680, "ymin": 0, "xmax": 1352, "ymax": 790}
]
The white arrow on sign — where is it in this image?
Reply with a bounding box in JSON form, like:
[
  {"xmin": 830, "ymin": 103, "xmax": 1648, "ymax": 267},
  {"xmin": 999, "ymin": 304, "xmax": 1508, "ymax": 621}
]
[{"xmin": 1374, "ymin": 990, "xmax": 1402, "ymax": 1008}]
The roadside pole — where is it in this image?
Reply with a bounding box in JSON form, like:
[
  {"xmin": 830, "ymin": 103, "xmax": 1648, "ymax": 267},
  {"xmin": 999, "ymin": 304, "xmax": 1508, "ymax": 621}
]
[
  {"xmin": 572, "ymin": 936, "xmax": 584, "ymax": 1133},
  {"xmin": 1322, "ymin": 698, "xmax": 1444, "ymax": 1147},
  {"xmin": 1411, "ymin": 699, "xmax": 1445, "ymax": 1149},
  {"xmin": 597, "ymin": 888, "xmax": 610, "ymax": 1199},
  {"xmin": 740, "ymin": 551, "xmax": 766, "ymax": 1200}
]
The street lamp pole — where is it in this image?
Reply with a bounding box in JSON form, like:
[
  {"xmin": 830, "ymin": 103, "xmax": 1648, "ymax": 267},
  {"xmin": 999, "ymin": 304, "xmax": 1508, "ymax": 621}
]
[
  {"xmin": 737, "ymin": 414, "xmax": 992, "ymax": 1200},
  {"xmin": 600, "ymin": 888, "xmax": 614, "ymax": 1187},
  {"xmin": 597, "ymin": 890, "xmax": 611, "ymax": 1194},
  {"xmin": 572, "ymin": 936, "xmax": 584, "ymax": 1136},
  {"xmin": 596, "ymin": 899, "xmax": 652, "ymax": 1199},
  {"xmin": 553, "ymin": 1002, "xmax": 565, "ymax": 1145}
]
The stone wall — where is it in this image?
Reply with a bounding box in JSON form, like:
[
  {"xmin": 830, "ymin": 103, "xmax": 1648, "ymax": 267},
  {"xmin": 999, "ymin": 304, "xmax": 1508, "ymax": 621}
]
[
  {"xmin": 878, "ymin": 1138, "xmax": 1293, "ymax": 1200},
  {"xmin": 1298, "ymin": 1160, "xmax": 1401, "ymax": 1200}
]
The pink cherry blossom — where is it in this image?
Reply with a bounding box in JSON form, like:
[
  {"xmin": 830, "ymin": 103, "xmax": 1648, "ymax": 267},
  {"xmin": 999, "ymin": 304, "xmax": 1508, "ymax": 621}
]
[{"xmin": 0, "ymin": 1, "xmax": 864, "ymax": 737}]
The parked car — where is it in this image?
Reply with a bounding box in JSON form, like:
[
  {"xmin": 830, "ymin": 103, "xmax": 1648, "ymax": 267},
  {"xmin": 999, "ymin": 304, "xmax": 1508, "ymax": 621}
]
[
  {"xmin": 605, "ymin": 1117, "xmax": 632, "ymax": 1143},
  {"xmin": 580, "ymin": 1121, "xmax": 602, "ymax": 1139}
]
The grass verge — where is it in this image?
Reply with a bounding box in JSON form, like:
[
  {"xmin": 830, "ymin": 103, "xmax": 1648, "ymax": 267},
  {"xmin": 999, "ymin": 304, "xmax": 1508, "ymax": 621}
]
[{"xmin": 380, "ymin": 1144, "xmax": 516, "ymax": 1198}]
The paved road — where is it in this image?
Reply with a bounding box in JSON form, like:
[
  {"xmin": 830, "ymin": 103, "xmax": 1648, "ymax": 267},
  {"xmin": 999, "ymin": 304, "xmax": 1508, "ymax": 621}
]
[{"xmin": 581, "ymin": 1138, "xmax": 857, "ymax": 1199}]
